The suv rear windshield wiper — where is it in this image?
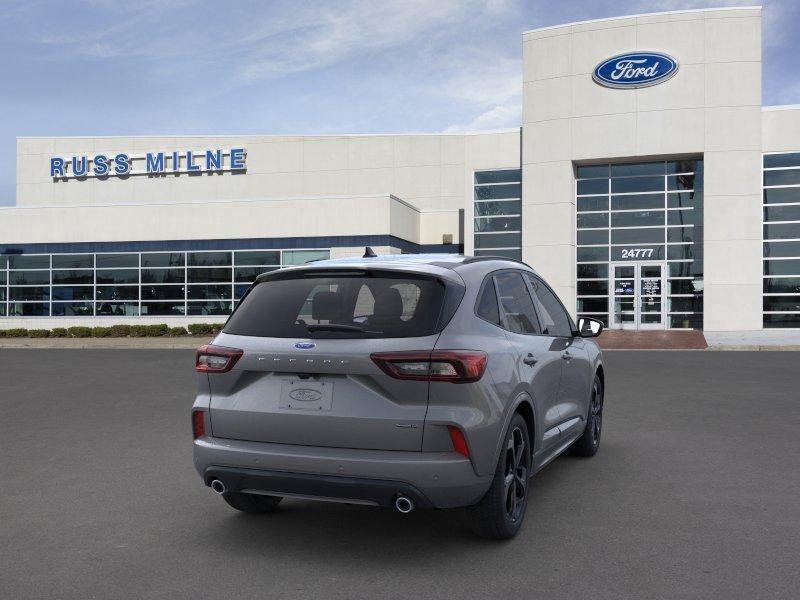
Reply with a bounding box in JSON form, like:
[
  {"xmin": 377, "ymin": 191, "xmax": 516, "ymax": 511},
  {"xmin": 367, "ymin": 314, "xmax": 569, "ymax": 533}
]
[{"xmin": 304, "ymin": 323, "xmax": 380, "ymax": 333}]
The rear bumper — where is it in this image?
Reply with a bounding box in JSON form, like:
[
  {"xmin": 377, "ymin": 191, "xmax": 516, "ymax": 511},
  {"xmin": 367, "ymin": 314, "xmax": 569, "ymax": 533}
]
[{"xmin": 194, "ymin": 437, "xmax": 492, "ymax": 509}]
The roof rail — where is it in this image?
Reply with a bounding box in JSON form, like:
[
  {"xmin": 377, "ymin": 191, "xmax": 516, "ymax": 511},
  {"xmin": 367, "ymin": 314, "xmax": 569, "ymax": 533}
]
[{"xmin": 461, "ymin": 255, "xmax": 532, "ymax": 268}]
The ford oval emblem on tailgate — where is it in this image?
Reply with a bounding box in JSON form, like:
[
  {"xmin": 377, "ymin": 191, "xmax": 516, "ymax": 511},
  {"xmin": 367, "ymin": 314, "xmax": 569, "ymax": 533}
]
[
  {"xmin": 289, "ymin": 388, "xmax": 323, "ymax": 402},
  {"xmin": 294, "ymin": 342, "xmax": 315, "ymax": 349}
]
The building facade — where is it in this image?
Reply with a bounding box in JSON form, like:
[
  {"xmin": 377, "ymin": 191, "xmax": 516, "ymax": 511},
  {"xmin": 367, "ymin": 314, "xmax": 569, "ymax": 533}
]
[{"xmin": 2, "ymin": 6, "xmax": 799, "ymax": 333}]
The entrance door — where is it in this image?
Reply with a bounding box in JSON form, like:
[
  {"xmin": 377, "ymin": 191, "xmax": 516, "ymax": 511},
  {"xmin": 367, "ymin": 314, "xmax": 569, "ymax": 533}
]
[{"xmin": 610, "ymin": 262, "xmax": 666, "ymax": 330}]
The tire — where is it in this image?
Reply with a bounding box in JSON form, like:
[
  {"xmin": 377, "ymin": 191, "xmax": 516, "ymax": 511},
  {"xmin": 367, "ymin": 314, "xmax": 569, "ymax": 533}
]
[
  {"xmin": 221, "ymin": 491, "xmax": 283, "ymax": 514},
  {"xmin": 466, "ymin": 413, "xmax": 531, "ymax": 540},
  {"xmin": 570, "ymin": 374, "xmax": 603, "ymax": 457}
]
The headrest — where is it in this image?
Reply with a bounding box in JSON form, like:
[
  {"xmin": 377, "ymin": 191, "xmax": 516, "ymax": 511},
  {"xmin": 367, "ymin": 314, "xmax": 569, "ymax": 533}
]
[
  {"xmin": 372, "ymin": 288, "xmax": 403, "ymax": 317},
  {"xmin": 311, "ymin": 291, "xmax": 341, "ymax": 321}
]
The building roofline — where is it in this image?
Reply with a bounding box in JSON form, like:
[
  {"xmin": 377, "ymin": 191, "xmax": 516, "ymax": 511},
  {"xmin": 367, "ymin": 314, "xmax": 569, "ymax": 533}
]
[
  {"xmin": 763, "ymin": 104, "xmax": 800, "ymax": 112},
  {"xmin": 522, "ymin": 5, "xmax": 761, "ymax": 36}
]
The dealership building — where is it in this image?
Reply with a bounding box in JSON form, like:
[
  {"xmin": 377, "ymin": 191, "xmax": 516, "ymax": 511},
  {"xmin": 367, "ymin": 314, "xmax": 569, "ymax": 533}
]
[{"xmin": 2, "ymin": 5, "xmax": 799, "ymax": 335}]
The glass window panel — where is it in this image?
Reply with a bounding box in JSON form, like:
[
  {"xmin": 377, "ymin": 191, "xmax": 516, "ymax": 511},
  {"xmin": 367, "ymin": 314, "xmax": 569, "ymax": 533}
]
[
  {"xmin": 187, "ymin": 301, "xmax": 232, "ymax": 316},
  {"xmin": 474, "ymin": 216, "xmax": 521, "ymax": 233},
  {"xmin": 668, "ymin": 279, "xmax": 703, "ymax": 295},
  {"xmin": 669, "ymin": 297, "xmax": 703, "ymax": 312},
  {"xmin": 0, "ymin": 289, "xmax": 5, "ymax": 301},
  {"xmin": 9, "ymin": 255, "xmax": 49, "ymax": 269},
  {"xmin": 576, "ymin": 179, "xmax": 607, "ymax": 195},
  {"xmin": 52, "ymin": 254, "xmax": 93, "ymax": 269},
  {"xmin": 52, "ymin": 286, "xmax": 93, "ymax": 301},
  {"xmin": 10, "ymin": 287, "xmax": 49, "ymax": 301},
  {"xmin": 668, "ymin": 262, "xmax": 696, "ymax": 277},
  {"xmin": 577, "ymin": 264, "xmax": 608, "ymax": 279},
  {"xmin": 474, "ymin": 183, "xmax": 522, "ymax": 200},
  {"xmin": 8, "ymin": 302, "xmax": 49, "ymax": 316},
  {"xmin": 527, "ymin": 274, "xmax": 574, "ymax": 337},
  {"xmin": 764, "ymin": 169, "xmax": 800, "ymax": 187},
  {"xmin": 0, "ymin": 271, "xmax": 5, "ymax": 285},
  {"xmin": 0, "ymin": 255, "xmax": 6, "ymax": 269},
  {"xmin": 764, "ymin": 205, "xmax": 800, "ymax": 222},
  {"xmin": 668, "ymin": 227, "xmax": 695, "ymax": 244},
  {"xmin": 96, "ymin": 286, "xmax": 139, "ymax": 301},
  {"xmin": 611, "ymin": 176, "xmax": 663, "ymax": 194},
  {"xmin": 187, "ymin": 284, "xmax": 232, "ymax": 300},
  {"xmin": 96, "ymin": 302, "xmax": 138, "ymax": 316},
  {"xmin": 577, "ymin": 298, "xmax": 608, "ymax": 312},
  {"xmin": 52, "ymin": 302, "xmax": 94, "ymax": 316},
  {"xmin": 576, "ymin": 165, "xmax": 608, "ymax": 179},
  {"xmin": 141, "ymin": 285, "xmax": 185, "ymax": 300},
  {"xmin": 610, "ymin": 162, "xmax": 664, "ymax": 176},
  {"xmin": 473, "ymin": 248, "xmax": 522, "ymax": 260},
  {"xmin": 474, "ymin": 233, "xmax": 521, "ymax": 249},
  {"xmin": 611, "ymin": 210, "xmax": 665, "ymax": 227},
  {"xmin": 611, "ymin": 228, "xmax": 665, "ymax": 244},
  {"xmin": 52, "ymin": 270, "xmax": 93, "ymax": 284},
  {"xmin": 234, "ymin": 266, "xmax": 278, "ymax": 283},
  {"xmin": 187, "ymin": 267, "xmax": 232, "ymax": 283},
  {"xmin": 187, "ymin": 251, "xmax": 232, "ymax": 266},
  {"xmin": 764, "ymin": 223, "xmax": 800, "ymax": 240},
  {"xmin": 611, "ymin": 194, "xmax": 664, "ymax": 210},
  {"xmin": 474, "ymin": 170, "xmax": 521, "ymax": 184},
  {"xmin": 577, "ymin": 196, "xmax": 608, "ymax": 212},
  {"xmin": 141, "ymin": 268, "xmax": 185, "ymax": 284},
  {"xmin": 667, "ymin": 245, "xmax": 694, "ymax": 260},
  {"xmin": 577, "ymin": 247, "xmax": 609, "ymax": 262},
  {"xmin": 140, "ymin": 302, "xmax": 185, "ymax": 316},
  {"xmin": 577, "ymin": 212, "xmax": 608, "ymax": 229},
  {"xmin": 611, "ymin": 246, "xmax": 665, "ymax": 261},
  {"xmin": 667, "ymin": 209, "xmax": 699, "ymax": 225},
  {"xmin": 493, "ymin": 272, "xmax": 541, "ymax": 335},
  {"xmin": 667, "ymin": 160, "xmax": 702, "ymax": 174},
  {"xmin": 577, "ymin": 230, "xmax": 608, "ymax": 245},
  {"xmin": 667, "ymin": 191, "xmax": 702, "ymax": 209},
  {"xmin": 577, "ymin": 281, "xmax": 608, "ymax": 296},
  {"xmin": 234, "ymin": 284, "xmax": 250, "ymax": 299},
  {"xmin": 763, "ymin": 188, "xmax": 800, "ymax": 204},
  {"xmin": 669, "ymin": 314, "xmax": 703, "ymax": 329},
  {"xmin": 234, "ymin": 250, "xmax": 280, "ymax": 266},
  {"xmin": 764, "ymin": 314, "xmax": 800, "ymax": 328},
  {"xmin": 667, "ymin": 174, "xmax": 700, "ymax": 191},
  {"xmin": 474, "ymin": 200, "xmax": 521, "ymax": 217},
  {"xmin": 764, "ymin": 259, "xmax": 800, "ymax": 276},
  {"xmin": 763, "ymin": 278, "xmax": 800, "ymax": 294},
  {"xmin": 141, "ymin": 253, "xmax": 185, "ymax": 267},
  {"xmin": 764, "ymin": 241, "xmax": 800, "ymax": 258},
  {"xmin": 95, "ymin": 269, "xmax": 138, "ymax": 284},
  {"xmin": 282, "ymin": 250, "xmax": 330, "ymax": 266},
  {"xmin": 96, "ymin": 254, "xmax": 138, "ymax": 268},
  {"xmin": 476, "ymin": 278, "xmax": 500, "ymax": 326},
  {"xmin": 9, "ymin": 271, "xmax": 50, "ymax": 285},
  {"xmin": 763, "ymin": 296, "xmax": 800, "ymax": 312},
  {"xmin": 0, "ymin": 304, "xmax": 5, "ymax": 316},
  {"xmin": 764, "ymin": 153, "xmax": 800, "ymax": 168}
]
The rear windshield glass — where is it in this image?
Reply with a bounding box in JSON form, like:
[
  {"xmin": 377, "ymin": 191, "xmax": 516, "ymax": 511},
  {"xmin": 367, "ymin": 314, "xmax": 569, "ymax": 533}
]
[{"xmin": 224, "ymin": 273, "xmax": 447, "ymax": 338}]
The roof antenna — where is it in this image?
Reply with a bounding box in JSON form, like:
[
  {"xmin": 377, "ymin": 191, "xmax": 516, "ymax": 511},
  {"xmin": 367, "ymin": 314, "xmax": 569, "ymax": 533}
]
[{"xmin": 363, "ymin": 246, "xmax": 377, "ymax": 258}]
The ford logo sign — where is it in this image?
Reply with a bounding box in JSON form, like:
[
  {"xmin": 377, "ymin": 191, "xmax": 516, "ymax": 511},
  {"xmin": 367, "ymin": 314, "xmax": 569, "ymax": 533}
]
[
  {"xmin": 288, "ymin": 388, "xmax": 323, "ymax": 402},
  {"xmin": 593, "ymin": 52, "xmax": 678, "ymax": 89},
  {"xmin": 294, "ymin": 341, "xmax": 315, "ymax": 350}
]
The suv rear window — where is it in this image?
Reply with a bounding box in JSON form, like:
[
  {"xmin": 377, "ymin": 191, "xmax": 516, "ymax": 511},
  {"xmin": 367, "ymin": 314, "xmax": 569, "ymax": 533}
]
[{"xmin": 224, "ymin": 272, "xmax": 447, "ymax": 338}]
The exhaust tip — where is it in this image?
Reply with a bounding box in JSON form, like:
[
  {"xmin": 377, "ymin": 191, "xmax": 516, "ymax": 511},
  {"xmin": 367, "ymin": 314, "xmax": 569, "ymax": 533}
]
[
  {"xmin": 394, "ymin": 495, "xmax": 414, "ymax": 514},
  {"xmin": 210, "ymin": 479, "xmax": 226, "ymax": 495}
]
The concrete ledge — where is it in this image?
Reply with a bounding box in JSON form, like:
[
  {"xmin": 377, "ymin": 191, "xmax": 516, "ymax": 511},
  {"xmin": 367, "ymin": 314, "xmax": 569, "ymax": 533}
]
[{"xmin": 0, "ymin": 337, "xmax": 213, "ymax": 349}]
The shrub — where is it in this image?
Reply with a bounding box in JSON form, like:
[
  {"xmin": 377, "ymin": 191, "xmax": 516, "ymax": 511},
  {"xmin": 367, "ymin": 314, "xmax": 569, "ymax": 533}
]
[
  {"xmin": 51, "ymin": 328, "xmax": 69, "ymax": 338},
  {"xmin": 28, "ymin": 329, "xmax": 51, "ymax": 338},
  {"xmin": 129, "ymin": 325, "xmax": 148, "ymax": 338},
  {"xmin": 146, "ymin": 324, "xmax": 169, "ymax": 337},
  {"xmin": 4, "ymin": 328, "xmax": 28, "ymax": 338},
  {"xmin": 168, "ymin": 326, "xmax": 188, "ymax": 337},
  {"xmin": 0, "ymin": 329, "xmax": 5, "ymax": 338},
  {"xmin": 188, "ymin": 323, "xmax": 215, "ymax": 335},
  {"xmin": 91, "ymin": 327, "xmax": 113, "ymax": 338},
  {"xmin": 109, "ymin": 324, "xmax": 132, "ymax": 337},
  {"xmin": 211, "ymin": 323, "xmax": 224, "ymax": 334},
  {"xmin": 68, "ymin": 326, "xmax": 92, "ymax": 338}
]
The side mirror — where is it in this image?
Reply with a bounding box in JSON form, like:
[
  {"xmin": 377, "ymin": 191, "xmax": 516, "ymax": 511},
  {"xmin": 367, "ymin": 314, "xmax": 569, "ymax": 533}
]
[{"xmin": 577, "ymin": 316, "xmax": 604, "ymax": 338}]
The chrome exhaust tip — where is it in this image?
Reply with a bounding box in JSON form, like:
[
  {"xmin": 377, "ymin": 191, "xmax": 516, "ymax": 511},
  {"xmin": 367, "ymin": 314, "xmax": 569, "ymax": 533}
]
[
  {"xmin": 394, "ymin": 495, "xmax": 414, "ymax": 514},
  {"xmin": 210, "ymin": 479, "xmax": 227, "ymax": 495}
]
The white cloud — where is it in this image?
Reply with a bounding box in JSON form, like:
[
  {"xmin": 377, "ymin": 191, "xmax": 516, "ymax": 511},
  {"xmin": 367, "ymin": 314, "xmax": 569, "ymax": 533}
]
[{"xmin": 443, "ymin": 103, "xmax": 521, "ymax": 132}]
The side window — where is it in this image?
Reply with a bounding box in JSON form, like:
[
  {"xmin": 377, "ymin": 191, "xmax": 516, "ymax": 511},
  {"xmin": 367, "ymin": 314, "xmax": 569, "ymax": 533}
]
[
  {"xmin": 476, "ymin": 276, "xmax": 500, "ymax": 326},
  {"xmin": 526, "ymin": 274, "xmax": 573, "ymax": 337},
  {"xmin": 493, "ymin": 271, "xmax": 541, "ymax": 335}
]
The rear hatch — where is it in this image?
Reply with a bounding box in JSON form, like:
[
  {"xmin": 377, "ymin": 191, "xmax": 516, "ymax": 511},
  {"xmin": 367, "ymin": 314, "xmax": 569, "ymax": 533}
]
[{"xmin": 205, "ymin": 266, "xmax": 464, "ymax": 451}]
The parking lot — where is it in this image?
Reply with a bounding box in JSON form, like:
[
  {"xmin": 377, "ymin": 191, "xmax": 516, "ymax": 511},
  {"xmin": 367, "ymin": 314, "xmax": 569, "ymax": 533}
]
[{"xmin": 1, "ymin": 349, "xmax": 799, "ymax": 599}]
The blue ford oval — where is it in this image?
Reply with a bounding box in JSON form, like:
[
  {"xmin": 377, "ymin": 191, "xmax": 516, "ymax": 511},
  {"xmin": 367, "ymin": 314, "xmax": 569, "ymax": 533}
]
[
  {"xmin": 593, "ymin": 52, "xmax": 678, "ymax": 89},
  {"xmin": 294, "ymin": 342, "xmax": 316, "ymax": 350}
]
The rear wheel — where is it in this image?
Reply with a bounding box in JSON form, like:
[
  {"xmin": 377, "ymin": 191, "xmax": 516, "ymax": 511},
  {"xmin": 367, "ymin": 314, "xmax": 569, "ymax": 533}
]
[
  {"xmin": 570, "ymin": 374, "xmax": 603, "ymax": 457},
  {"xmin": 221, "ymin": 491, "xmax": 283, "ymax": 514},
  {"xmin": 466, "ymin": 413, "xmax": 531, "ymax": 540}
]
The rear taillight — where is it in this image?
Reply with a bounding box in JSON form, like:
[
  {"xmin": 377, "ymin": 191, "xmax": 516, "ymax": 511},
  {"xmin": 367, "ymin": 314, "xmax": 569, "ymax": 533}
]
[
  {"xmin": 192, "ymin": 410, "xmax": 205, "ymax": 439},
  {"xmin": 448, "ymin": 426, "xmax": 470, "ymax": 458},
  {"xmin": 195, "ymin": 345, "xmax": 243, "ymax": 373},
  {"xmin": 370, "ymin": 350, "xmax": 487, "ymax": 383}
]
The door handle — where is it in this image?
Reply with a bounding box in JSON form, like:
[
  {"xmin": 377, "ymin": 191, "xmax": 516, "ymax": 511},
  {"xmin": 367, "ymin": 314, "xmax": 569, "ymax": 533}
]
[
  {"xmin": 523, "ymin": 353, "xmax": 538, "ymax": 366},
  {"xmin": 561, "ymin": 351, "xmax": 572, "ymax": 361}
]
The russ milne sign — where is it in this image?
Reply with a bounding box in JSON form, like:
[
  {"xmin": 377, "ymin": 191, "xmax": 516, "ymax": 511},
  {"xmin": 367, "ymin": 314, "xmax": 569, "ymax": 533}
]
[
  {"xmin": 593, "ymin": 52, "xmax": 678, "ymax": 89},
  {"xmin": 50, "ymin": 148, "xmax": 246, "ymax": 179}
]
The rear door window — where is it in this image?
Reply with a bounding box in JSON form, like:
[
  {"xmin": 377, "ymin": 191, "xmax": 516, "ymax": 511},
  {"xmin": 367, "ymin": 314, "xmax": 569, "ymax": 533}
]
[
  {"xmin": 224, "ymin": 272, "xmax": 446, "ymax": 338},
  {"xmin": 493, "ymin": 271, "xmax": 541, "ymax": 335},
  {"xmin": 475, "ymin": 277, "xmax": 501, "ymax": 326}
]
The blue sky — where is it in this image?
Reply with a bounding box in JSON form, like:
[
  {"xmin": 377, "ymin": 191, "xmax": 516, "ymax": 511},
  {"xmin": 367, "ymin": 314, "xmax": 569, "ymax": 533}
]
[{"xmin": 1, "ymin": 0, "xmax": 798, "ymax": 206}]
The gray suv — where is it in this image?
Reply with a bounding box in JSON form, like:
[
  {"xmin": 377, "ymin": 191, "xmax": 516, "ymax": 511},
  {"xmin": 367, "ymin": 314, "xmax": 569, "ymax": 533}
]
[{"xmin": 192, "ymin": 253, "xmax": 604, "ymax": 539}]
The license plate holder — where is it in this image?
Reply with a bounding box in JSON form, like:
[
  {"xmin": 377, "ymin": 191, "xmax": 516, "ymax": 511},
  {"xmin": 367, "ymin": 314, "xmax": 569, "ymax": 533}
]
[{"xmin": 279, "ymin": 380, "xmax": 333, "ymax": 411}]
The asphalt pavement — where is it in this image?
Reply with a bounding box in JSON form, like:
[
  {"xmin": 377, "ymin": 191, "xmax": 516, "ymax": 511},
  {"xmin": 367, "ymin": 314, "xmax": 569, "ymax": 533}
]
[{"xmin": 1, "ymin": 349, "xmax": 798, "ymax": 599}]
